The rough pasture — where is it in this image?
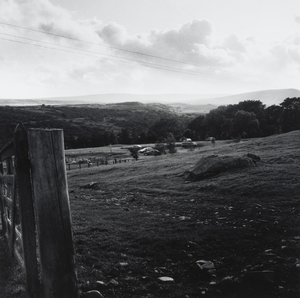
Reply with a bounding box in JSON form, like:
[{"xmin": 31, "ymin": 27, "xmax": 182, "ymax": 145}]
[
  {"xmin": 68, "ymin": 131, "xmax": 300, "ymax": 298},
  {"xmin": 1, "ymin": 131, "xmax": 299, "ymax": 297}
]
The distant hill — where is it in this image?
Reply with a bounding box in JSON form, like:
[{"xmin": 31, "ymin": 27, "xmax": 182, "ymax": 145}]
[
  {"xmin": 0, "ymin": 88, "xmax": 298, "ymax": 108},
  {"xmin": 0, "ymin": 94, "xmax": 221, "ymax": 106},
  {"xmin": 206, "ymin": 88, "xmax": 300, "ymax": 106}
]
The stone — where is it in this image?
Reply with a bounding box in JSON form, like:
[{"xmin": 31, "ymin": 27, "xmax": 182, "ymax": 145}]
[
  {"xmin": 217, "ymin": 276, "xmax": 239, "ymax": 294},
  {"xmin": 158, "ymin": 276, "xmax": 174, "ymax": 282},
  {"xmin": 184, "ymin": 155, "xmax": 255, "ymax": 181},
  {"xmin": 196, "ymin": 260, "xmax": 215, "ymax": 270},
  {"xmin": 95, "ymin": 281, "xmax": 106, "ymax": 290},
  {"xmin": 107, "ymin": 279, "xmax": 119, "ymax": 287},
  {"xmin": 82, "ymin": 290, "xmax": 105, "ymax": 298}
]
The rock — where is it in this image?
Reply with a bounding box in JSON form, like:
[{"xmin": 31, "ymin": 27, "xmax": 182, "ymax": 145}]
[
  {"xmin": 196, "ymin": 260, "xmax": 215, "ymax": 270},
  {"xmin": 189, "ymin": 260, "xmax": 217, "ymax": 281},
  {"xmin": 158, "ymin": 276, "xmax": 174, "ymax": 282},
  {"xmin": 82, "ymin": 290, "xmax": 105, "ymax": 298},
  {"xmin": 95, "ymin": 281, "xmax": 106, "ymax": 290},
  {"xmin": 107, "ymin": 279, "xmax": 119, "ymax": 287},
  {"xmin": 184, "ymin": 155, "xmax": 255, "ymax": 181},
  {"xmin": 82, "ymin": 182, "xmax": 99, "ymax": 189}
]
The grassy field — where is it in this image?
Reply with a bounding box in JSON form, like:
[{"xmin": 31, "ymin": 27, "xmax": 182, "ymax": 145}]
[
  {"xmin": 68, "ymin": 131, "xmax": 300, "ymax": 297},
  {"xmin": 1, "ymin": 131, "xmax": 300, "ymax": 297}
]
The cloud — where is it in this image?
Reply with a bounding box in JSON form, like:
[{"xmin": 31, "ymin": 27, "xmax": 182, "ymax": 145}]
[
  {"xmin": 223, "ymin": 35, "xmax": 247, "ymax": 53},
  {"xmin": 97, "ymin": 22, "xmax": 128, "ymax": 46},
  {"xmin": 0, "ymin": 0, "xmax": 102, "ymax": 44},
  {"xmin": 96, "ymin": 19, "xmax": 242, "ymax": 68},
  {"xmin": 149, "ymin": 19, "xmax": 213, "ymax": 51},
  {"xmin": 0, "ymin": 0, "xmax": 299, "ymax": 97}
]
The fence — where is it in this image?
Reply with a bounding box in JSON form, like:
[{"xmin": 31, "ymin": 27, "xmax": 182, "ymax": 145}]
[
  {"xmin": 66, "ymin": 157, "xmax": 132, "ymax": 170},
  {"xmin": 0, "ymin": 124, "xmax": 79, "ymax": 298}
]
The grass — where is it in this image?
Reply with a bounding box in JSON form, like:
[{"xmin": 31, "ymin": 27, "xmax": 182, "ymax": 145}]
[
  {"xmin": 1, "ymin": 131, "xmax": 300, "ymax": 297},
  {"xmin": 67, "ymin": 131, "xmax": 300, "ymax": 297}
]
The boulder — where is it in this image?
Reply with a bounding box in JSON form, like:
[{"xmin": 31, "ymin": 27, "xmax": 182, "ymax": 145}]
[
  {"xmin": 82, "ymin": 290, "xmax": 105, "ymax": 298},
  {"xmin": 184, "ymin": 155, "xmax": 256, "ymax": 181}
]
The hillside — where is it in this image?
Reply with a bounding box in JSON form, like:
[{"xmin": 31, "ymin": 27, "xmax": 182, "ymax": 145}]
[
  {"xmin": 1, "ymin": 131, "xmax": 300, "ymax": 297},
  {"xmin": 0, "ymin": 102, "xmax": 181, "ymax": 149},
  {"xmin": 69, "ymin": 131, "xmax": 300, "ymax": 297}
]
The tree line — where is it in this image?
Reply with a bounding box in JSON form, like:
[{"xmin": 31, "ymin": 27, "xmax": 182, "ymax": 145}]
[
  {"xmin": 114, "ymin": 97, "xmax": 300, "ymax": 145},
  {"xmin": 0, "ymin": 97, "xmax": 299, "ymax": 149},
  {"xmin": 185, "ymin": 97, "xmax": 300, "ymax": 141}
]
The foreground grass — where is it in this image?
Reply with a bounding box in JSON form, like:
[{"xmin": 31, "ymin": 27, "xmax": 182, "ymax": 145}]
[{"xmin": 68, "ymin": 131, "xmax": 300, "ymax": 298}]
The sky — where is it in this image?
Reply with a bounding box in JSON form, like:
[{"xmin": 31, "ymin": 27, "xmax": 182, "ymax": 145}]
[{"xmin": 0, "ymin": 0, "xmax": 299, "ymax": 99}]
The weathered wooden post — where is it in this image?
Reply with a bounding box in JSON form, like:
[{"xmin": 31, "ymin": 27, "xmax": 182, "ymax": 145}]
[
  {"xmin": 14, "ymin": 124, "xmax": 41, "ymax": 298},
  {"xmin": 27, "ymin": 128, "xmax": 79, "ymax": 298}
]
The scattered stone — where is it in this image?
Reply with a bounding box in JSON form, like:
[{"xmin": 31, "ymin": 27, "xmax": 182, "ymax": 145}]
[
  {"xmin": 158, "ymin": 276, "xmax": 174, "ymax": 282},
  {"xmin": 82, "ymin": 182, "xmax": 99, "ymax": 189},
  {"xmin": 95, "ymin": 281, "xmax": 106, "ymax": 291},
  {"xmin": 82, "ymin": 290, "xmax": 105, "ymax": 298},
  {"xmin": 187, "ymin": 241, "xmax": 197, "ymax": 248},
  {"xmin": 107, "ymin": 279, "xmax": 119, "ymax": 287},
  {"xmin": 217, "ymin": 276, "xmax": 239, "ymax": 294},
  {"xmin": 196, "ymin": 260, "xmax": 215, "ymax": 270}
]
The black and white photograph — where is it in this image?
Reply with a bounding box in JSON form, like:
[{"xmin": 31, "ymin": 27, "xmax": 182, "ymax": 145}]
[{"xmin": 0, "ymin": 0, "xmax": 300, "ymax": 297}]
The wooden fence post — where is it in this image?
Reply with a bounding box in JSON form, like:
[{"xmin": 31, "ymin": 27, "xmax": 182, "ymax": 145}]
[
  {"xmin": 14, "ymin": 124, "xmax": 41, "ymax": 298},
  {"xmin": 28, "ymin": 129, "xmax": 79, "ymax": 298}
]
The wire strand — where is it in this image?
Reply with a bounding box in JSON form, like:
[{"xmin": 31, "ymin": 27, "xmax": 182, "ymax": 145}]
[
  {"xmin": 0, "ymin": 21, "xmax": 253, "ymax": 78},
  {"xmin": 0, "ymin": 34, "xmax": 243, "ymax": 82}
]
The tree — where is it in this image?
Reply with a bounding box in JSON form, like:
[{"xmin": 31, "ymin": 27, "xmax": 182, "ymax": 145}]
[
  {"xmin": 118, "ymin": 128, "xmax": 131, "ymax": 144},
  {"xmin": 203, "ymin": 107, "xmax": 229, "ymax": 139},
  {"xmin": 265, "ymin": 105, "xmax": 283, "ymax": 135},
  {"xmin": 280, "ymin": 97, "xmax": 300, "ymax": 132},
  {"xmin": 147, "ymin": 117, "xmax": 184, "ymax": 141},
  {"xmin": 230, "ymin": 110, "xmax": 259, "ymax": 138},
  {"xmin": 128, "ymin": 147, "xmax": 139, "ymax": 160},
  {"xmin": 166, "ymin": 133, "xmax": 177, "ymax": 153},
  {"xmin": 187, "ymin": 114, "xmax": 206, "ymax": 140}
]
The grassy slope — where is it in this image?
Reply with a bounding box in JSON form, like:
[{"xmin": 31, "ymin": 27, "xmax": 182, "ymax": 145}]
[
  {"xmin": 67, "ymin": 131, "xmax": 300, "ymax": 297},
  {"xmin": 0, "ymin": 131, "xmax": 299, "ymax": 297}
]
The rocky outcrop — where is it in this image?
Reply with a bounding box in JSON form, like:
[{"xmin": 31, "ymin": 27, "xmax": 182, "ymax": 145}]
[{"xmin": 184, "ymin": 155, "xmax": 257, "ymax": 182}]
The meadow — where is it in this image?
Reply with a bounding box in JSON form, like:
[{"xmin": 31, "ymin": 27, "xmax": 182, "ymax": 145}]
[
  {"xmin": 1, "ymin": 131, "xmax": 300, "ymax": 298},
  {"xmin": 68, "ymin": 131, "xmax": 300, "ymax": 297}
]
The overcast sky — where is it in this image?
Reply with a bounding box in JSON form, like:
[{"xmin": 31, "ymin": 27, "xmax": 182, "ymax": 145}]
[{"xmin": 0, "ymin": 0, "xmax": 299, "ymax": 99}]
